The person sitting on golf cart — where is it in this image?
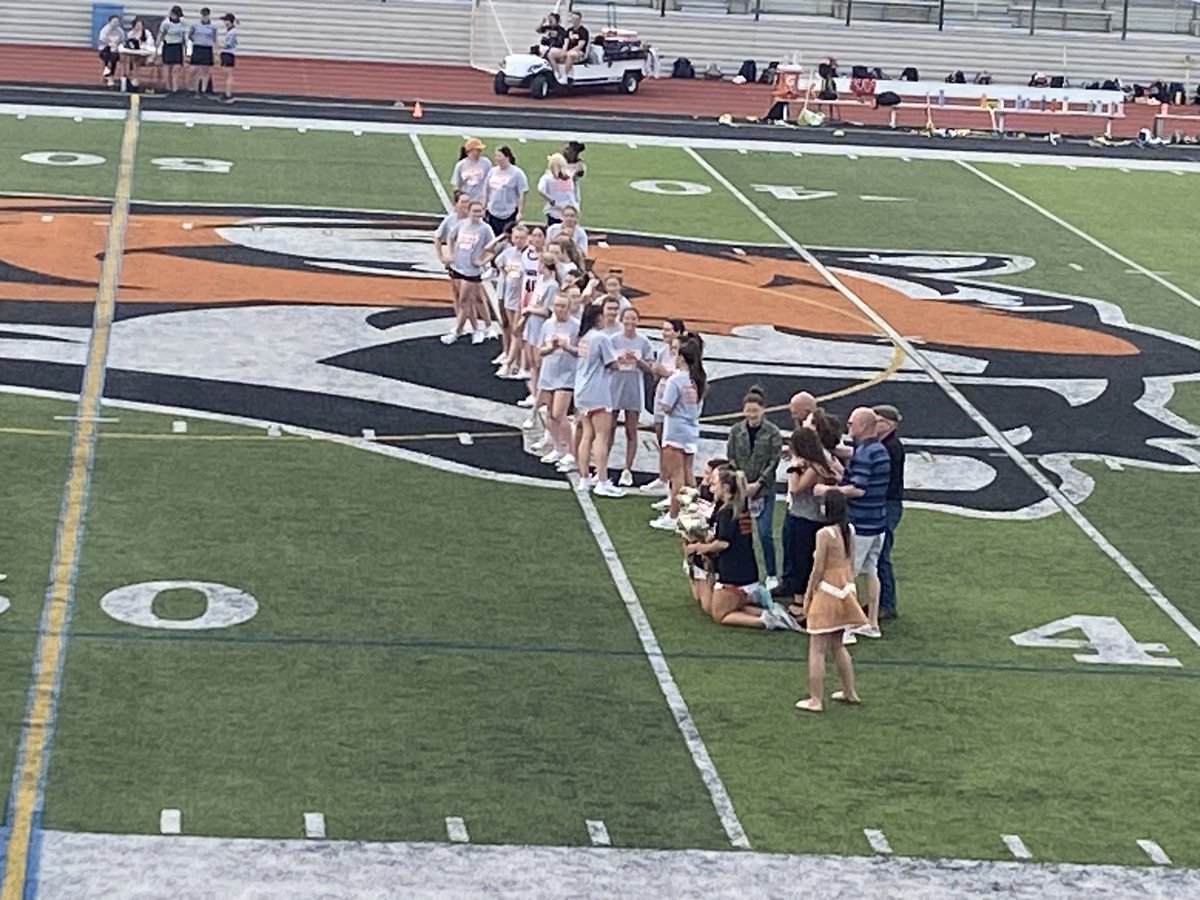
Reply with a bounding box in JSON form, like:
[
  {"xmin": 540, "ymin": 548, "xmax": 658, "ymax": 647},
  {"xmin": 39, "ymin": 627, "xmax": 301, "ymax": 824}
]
[
  {"xmin": 536, "ymin": 12, "xmax": 566, "ymax": 58},
  {"xmin": 547, "ymin": 10, "xmax": 589, "ymax": 79}
]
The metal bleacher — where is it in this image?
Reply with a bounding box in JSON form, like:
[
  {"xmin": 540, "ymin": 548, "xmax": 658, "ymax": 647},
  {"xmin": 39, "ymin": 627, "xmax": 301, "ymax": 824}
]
[{"xmin": 0, "ymin": 0, "xmax": 1195, "ymax": 88}]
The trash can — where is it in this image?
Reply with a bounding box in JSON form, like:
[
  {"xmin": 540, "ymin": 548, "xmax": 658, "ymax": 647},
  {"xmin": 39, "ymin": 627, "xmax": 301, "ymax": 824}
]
[{"xmin": 90, "ymin": 3, "xmax": 124, "ymax": 46}]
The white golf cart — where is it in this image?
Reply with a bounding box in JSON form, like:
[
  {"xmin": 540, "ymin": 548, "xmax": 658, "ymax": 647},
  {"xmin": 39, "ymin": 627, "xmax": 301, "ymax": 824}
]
[{"xmin": 494, "ymin": 29, "xmax": 650, "ymax": 99}]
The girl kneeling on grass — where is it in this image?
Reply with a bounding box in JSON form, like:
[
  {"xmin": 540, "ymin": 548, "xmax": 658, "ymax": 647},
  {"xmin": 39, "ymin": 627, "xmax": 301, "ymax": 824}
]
[
  {"xmin": 684, "ymin": 468, "xmax": 796, "ymax": 630},
  {"xmin": 795, "ymin": 490, "xmax": 868, "ymax": 712}
]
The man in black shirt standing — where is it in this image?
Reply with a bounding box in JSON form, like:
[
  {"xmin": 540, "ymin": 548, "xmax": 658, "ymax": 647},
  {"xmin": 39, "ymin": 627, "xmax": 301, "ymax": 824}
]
[{"xmin": 873, "ymin": 404, "xmax": 905, "ymax": 619}]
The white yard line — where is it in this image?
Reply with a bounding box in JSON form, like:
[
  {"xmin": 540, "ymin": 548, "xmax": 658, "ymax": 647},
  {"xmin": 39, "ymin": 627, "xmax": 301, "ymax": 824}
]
[
  {"xmin": 958, "ymin": 161, "xmax": 1200, "ymax": 312},
  {"xmin": 863, "ymin": 829, "xmax": 893, "ymax": 855},
  {"xmin": 4, "ymin": 103, "xmax": 1199, "ymax": 173},
  {"xmin": 569, "ymin": 474, "xmax": 750, "ymax": 850},
  {"xmin": 586, "ymin": 819, "xmax": 611, "ymax": 847},
  {"xmin": 445, "ymin": 817, "xmax": 470, "ymax": 843},
  {"xmin": 1137, "ymin": 839, "xmax": 1172, "ymax": 866},
  {"xmin": 303, "ymin": 813, "xmax": 326, "ymax": 839},
  {"xmin": 1002, "ymin": 834, "xmax": 1032, "ymax": 860},
  {"xmin": 159, "ymin": 809, "xmax": 181, "ymax": 836},
  {"xmin": 685, "ymin": 145, "xmax": 1200, "ymax": 651}
]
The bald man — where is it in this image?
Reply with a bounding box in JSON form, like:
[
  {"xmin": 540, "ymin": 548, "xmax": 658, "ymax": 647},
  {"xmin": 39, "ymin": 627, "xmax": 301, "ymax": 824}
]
[
  {"xmin": 789, "ymin": 391, "xmax": 816, "ymax": 427},
  {"xmin": 814, "ymin": 407, "xmax": 890, "ymax": 636}
]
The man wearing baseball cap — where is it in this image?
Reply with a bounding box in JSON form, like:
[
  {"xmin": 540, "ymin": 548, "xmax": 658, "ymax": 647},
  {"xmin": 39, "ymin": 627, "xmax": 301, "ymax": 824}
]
[{"xmin": 873, "ymin": 404, "xmax": 905, "ymax": 620}]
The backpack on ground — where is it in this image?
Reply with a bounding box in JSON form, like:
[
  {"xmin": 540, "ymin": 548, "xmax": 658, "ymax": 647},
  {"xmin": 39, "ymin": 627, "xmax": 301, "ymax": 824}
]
[
  {"xmin": 760, "ymin": 61, "xmax": 779, "ymax": 84},
  {"xmin": 818, "ymin": 75, "xmax": 837, "ymax": 101},
  {"xmin": 900, "ymin": 66, "xmax": 919, "ymax": 81},
  {"xmin": 738, "ymin": 59, "xmax": 757, "ymax": 83},
  {"xmin": 704, "ymin": 62, "xmax": 723, "ymax": 80},
  {"xmin": 672, "ymin": 57, "xmax": 695, "ymax": 78},
  {"xmin": 876, "ymin": 90, "xmax": 901, "ymax": 107}
]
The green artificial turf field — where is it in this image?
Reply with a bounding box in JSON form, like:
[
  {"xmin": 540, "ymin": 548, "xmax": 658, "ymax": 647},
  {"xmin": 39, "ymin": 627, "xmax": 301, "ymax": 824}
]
[{"xmin": 1, "ymin": 104, "xmax": 1199, "ymax": 887}]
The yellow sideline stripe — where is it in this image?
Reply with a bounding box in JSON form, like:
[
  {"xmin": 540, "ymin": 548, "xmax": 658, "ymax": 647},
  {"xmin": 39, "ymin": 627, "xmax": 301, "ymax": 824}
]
[{"xmin": 1, "ymin": 95, "xmax": 140, "ymax": 900}]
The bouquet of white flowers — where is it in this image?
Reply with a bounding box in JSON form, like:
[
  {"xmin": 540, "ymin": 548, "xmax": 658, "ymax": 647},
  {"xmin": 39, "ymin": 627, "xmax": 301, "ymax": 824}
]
[{"xmin": 674, "ymin": 486, "xmax": 712, "ymax": 542}]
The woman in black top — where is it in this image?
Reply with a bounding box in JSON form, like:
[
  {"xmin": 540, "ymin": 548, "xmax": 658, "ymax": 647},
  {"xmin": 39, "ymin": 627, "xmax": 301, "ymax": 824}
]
[
  {"xmin": 536, "ymin": 13, "xmax": 566, "ymax": 57},
  {"xmin": 686, "ymin": 468, "xmax": 792, "ymax": 630}
]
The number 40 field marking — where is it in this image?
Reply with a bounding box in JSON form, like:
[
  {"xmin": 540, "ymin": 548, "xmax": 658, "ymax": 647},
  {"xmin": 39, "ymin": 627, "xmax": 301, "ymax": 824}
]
[{"xmin": 1011, "ymin": 615, "xmax": 1181, "ymax": 668}]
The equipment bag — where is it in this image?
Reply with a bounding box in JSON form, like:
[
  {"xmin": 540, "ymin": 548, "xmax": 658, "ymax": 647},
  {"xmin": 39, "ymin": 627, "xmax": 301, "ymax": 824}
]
[
  {"xmin": 672, "ymin": 57, "xmax": 695, "ymax": 78},
  {"xmin": 738, "ymin": 59, "xmax": 757, "ymax": 82}
]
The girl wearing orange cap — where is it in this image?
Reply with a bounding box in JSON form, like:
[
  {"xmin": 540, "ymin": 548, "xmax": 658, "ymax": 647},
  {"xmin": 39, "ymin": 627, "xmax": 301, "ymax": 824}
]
[{"xmin": 451, "ymin": 139, "xmax": 492, "ymax": 205}]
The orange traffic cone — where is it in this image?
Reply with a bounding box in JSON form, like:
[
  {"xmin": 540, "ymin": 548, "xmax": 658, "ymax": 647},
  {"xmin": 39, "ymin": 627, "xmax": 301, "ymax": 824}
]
[{"xmin": 412, "ymin": 101, "xmax": 424, "ymax": 119}]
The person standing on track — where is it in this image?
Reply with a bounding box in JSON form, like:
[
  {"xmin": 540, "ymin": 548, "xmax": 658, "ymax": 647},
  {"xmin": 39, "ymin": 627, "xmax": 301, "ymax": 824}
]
[
  {"xmin": 218, "ymin": 12, "xmax": 238, "ymax": 102},
  {"xmin": 538, "ymin": 153, "xmax": 578, "ymax": 226},
  {"xmin": 483, "ymin": 145, "xmax": 527, "ymax": 236},
  {"xmin": 441, "ymin": 200, "xmax": 495, "ymax": 345},
  {"xmin": 157, "ymin": 6, "xmax": 187, "ymax": 94},
  {"xmin": 643, "ymin": 317, "xmax": 684, "ymax": 498},
  {"xmin": 794, "ymin": 490, "xmax": 867, "ymax": 712},
  {"xmin": 726, "ymin": 386, "xmax": 783, "ymax": 592},
  {"xmin": 651, "ymin": 335, "xmax": 705, "ymax": 530},
  {"xmin": 451, "ymin": 138, "xmax": 492, "ymax": 206},
  {"xmin": 188, "ymin": 8, "xmax": 218, "ymax": 97},
  {"xmin": 609, "ymin": 306, "xmax": 654, "ymax": 487},
  {"xmin": 569, "ymin": 302, "xmax": 623, "ymax": 497},
  {"xmin": 873, "ymin": 404, "xmax": 905, "ymax": 620}
]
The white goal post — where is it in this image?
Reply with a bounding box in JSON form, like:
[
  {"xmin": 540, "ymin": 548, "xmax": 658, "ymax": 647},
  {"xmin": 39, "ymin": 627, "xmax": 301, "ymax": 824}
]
[{"xmin": 470, "ymin": 0, "xmax": 568, "ymax": 74}]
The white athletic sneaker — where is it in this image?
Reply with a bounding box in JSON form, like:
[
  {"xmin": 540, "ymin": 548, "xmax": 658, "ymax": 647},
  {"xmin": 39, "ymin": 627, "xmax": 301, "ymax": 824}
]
[
  {"xmin": 578, "ymin": 474, "xmax": 598, "ymax": 490},
  {"xmin": 520, "ymin": 417, "xmax": 535, "ymax": 430},
  {"xmin": 491, "ymin": 351, "xmax": 506, "ymax": 365},
  {"xmin": 471, "ymin": 327, "xmax": 487, "ymax": 345},
  {"xmin": 539, "ymin": 449, "xmax": 562, "ymax": 464},
  {"xmin": 555, "ymin": 454, "xmax": 577, "ymax": 472},
  {"xmin": 649, "ymin": 513, "xmax": 678, "ymax": 531},
  {"xmin": 764, "ymin": 576, "xmax": 780, "ymax": 592},
  {"xmin": 639, "ymin": 477, "xmax": 669, "ymax": 495},
  {"xmin": 516, "ymin": 369, "xmax": 532, "ymax": 379},
  {"xmin": 855, "ymin": 624, "xmax": 883, "ymax": 639},
  {"xmin": 439, "ymin": 331, "xmax": 460, "ymax": 345},
  {"xmin": 593, "ymin": 480, "xmax": 625, "ymax": 498},
  {"xmin": 532, "ymin": 434, "xmax": 553, "ymax": 452},
  {"xmin": 516, "ymin": 396, "xmax": 535, "ymax": 408},
  {"xmin": 499, "ymin": 367, "xmax": 525, "ymax": 380},
  {"xmin": 618, "ymin": 468, "xmax": 634, "ymax": 487},
  {"xmin": 842, "ymin": 631, "xmax": 858, "ymax": 646},
  {"xmin": 487, "ymin": 322, "xmax": 502, "ymax": 340},
  {"xmin": 651, "ymin": 497, "xmax": 671, "ymax": 511}
]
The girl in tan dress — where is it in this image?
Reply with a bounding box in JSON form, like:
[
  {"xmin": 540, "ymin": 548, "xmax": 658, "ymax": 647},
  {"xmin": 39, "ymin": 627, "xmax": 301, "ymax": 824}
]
[{"xmin": 795, "ymin": 490, "xmax": 868, "ymax": 712}]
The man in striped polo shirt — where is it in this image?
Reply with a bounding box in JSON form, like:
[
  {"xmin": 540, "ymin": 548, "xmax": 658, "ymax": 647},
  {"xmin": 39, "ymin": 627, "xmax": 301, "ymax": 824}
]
[{"xmin": 816, "ymin": 406, "xmax": 890, "ymax": 638}]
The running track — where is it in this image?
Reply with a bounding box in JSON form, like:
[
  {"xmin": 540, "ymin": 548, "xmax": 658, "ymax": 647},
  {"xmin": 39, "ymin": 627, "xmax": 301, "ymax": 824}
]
[{"xmin": 0, "ymin": 44, "xmax": 1197, "ymax": 139}]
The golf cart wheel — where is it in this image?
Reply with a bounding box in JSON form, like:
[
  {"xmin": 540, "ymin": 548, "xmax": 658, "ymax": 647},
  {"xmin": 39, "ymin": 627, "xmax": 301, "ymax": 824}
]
[
  {"xmin": 530, "ymin": 73, "xmax": 551, "ymax": 99},
  {"xmin": 620, "ymin": 71, "xmax": 640, "ymax": 94},
  {"xmin": 493, "ymin": 71, "xmax": 509, "ymax": 95}
]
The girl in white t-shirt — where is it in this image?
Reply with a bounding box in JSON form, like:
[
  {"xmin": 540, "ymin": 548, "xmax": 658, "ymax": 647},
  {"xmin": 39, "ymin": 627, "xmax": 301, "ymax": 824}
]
[
  {"xmin": 516, "ymin": 253, "xmax": 560, "ymax": 426},
  {"xmin": 643, "ymin": 317, "xmax": 684, "ymax": 499},
  {"xmin": 536, "ymin": 291, "xmax": 580, "ymax": 467},
  {"xmin": 538, "ymin": 153, "xmax": 579, "ymax": 225},
  {"xmin": 489, "ymin": 224, "xmax": 529, "ymax": 377},
  {"xmin": 609, "ymin": 306, "xmax": 654, "ymax": 486},
  {"xmin": 652, "ymin": 335, "xmax": 707, "ymax": 530},
  {"xmin": 434, "ymin": 191, "xmax": 472, "ymax": 344},
  {"xmin": 451, "ymin": 138, "xmax": 492, "ymax": 205}
]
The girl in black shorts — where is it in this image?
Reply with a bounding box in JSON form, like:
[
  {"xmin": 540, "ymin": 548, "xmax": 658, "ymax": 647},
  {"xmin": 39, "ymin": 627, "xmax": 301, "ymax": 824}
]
[{"xmin": 219, "ymin": 13, "xmax": 238, "ymax": 103}]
